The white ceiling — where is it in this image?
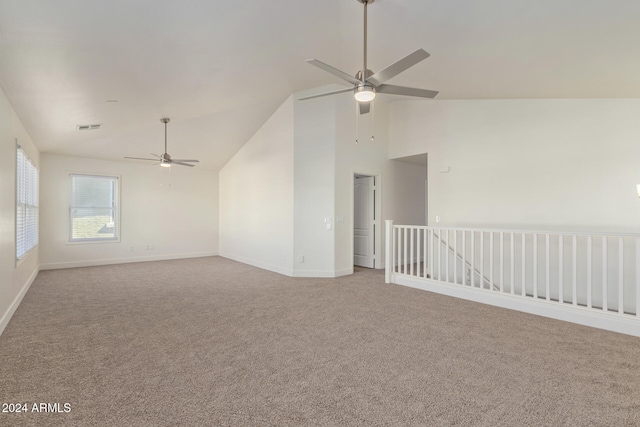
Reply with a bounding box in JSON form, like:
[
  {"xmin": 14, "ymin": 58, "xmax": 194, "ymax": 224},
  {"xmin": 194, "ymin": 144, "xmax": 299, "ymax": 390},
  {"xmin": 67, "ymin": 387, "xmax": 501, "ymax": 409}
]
[{"xmin": 1, "ymin": 0, "xmax": 639, "ymax": 171}]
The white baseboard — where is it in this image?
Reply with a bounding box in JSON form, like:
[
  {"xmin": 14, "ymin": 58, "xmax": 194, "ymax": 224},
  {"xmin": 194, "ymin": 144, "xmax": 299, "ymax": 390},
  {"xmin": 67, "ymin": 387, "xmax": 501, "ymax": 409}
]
[
  {"xmin": 0, "ymin": 267, "xmax": 39, "ymax": 337},
  {"xmin": 219, "ymin": 252, "xmax": 352, "ymax": 278},
  {"xmin": 333, "ymin": 267, "xmax": 353, "ymax": 278},
  {"xmin": 292, "ymin": 267, "xmax": 353, "ymax": 278},
  {"xmin": 219, "ymin": 252, "xmax": 295, "ymax": 277},
  {"xmin": 392, "ymin": 273, "xmax": 640, "ymax": 338},
  {"xmin": 39, "ymin": 251, "xmax": 218, "ymax": 270}
]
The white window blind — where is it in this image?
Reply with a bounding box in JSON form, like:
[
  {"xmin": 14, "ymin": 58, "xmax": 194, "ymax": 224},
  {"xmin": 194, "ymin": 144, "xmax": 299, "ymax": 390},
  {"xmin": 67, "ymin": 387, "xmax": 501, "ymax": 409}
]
[
  {"xmin": 69, "ymin": 174, "xmax": 119, "ymax": 242},
  {"xmin": 16, "ymin": 145, "xmax": 39, "ymax": 260}
]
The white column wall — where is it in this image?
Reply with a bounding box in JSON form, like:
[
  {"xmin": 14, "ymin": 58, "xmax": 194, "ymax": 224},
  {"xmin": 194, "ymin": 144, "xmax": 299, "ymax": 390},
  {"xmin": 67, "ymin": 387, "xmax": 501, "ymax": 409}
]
[
  {"xmin": 292, "ymin": 93, "xmax": 337, "ymax": 277},
  {"xmin": 219, "ymin": 96, "xmax": 295, "ymax": 275},
  {"xmin": 0, "ymin": 88, "xmax": 40, "ymax": 335},
  {"xmin": 389, "ymin": 99, "xmax": 640, "ymax": 233},
  {"xmin": 334, "ymin": 97, "xmax": 427, "ymax": 273},
  {"xmin": 39, "ymin": 153, "xmax": 218, "ymax": 269},
  {"xmin": 219, "ymin": 90, "xmax": 427, "ymax": 278}
]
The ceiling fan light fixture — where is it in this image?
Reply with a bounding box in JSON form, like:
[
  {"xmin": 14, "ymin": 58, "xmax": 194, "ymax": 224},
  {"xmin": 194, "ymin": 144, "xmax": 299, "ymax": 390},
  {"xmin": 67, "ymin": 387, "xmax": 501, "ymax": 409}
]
[
  {"xmin": 124, "ymin": 118, "xmax": 199, "ymax": 167},
  {"xmin": 354, "ymin": 85, "xmax": 376, "ymax": 102}
]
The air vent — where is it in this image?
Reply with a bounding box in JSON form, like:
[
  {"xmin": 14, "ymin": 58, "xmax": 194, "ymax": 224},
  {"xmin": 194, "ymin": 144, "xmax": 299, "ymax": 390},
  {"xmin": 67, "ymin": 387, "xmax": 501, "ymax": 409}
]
[{"xmin": 77, "ymin": 124, "xmax": 101, "ymax": 131}]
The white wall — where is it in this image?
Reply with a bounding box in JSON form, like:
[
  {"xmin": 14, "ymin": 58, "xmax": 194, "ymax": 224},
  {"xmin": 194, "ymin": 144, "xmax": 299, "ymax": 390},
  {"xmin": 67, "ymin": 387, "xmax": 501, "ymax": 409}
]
[
  {"xmin": 291, "ymin": 90, "xmax": 426, "ymax": 276},
  {"xmin": 334, "ymin": 97, "xmax": 427, "ymax": 273},
  {"xmin": 389, "ymin": 99, "xmax": 640, "ymax": 233},
  {"xmin": 219, "ymin": 90, "xmax": 427, "ymax": 278},
  {"xmin": 385, "ymin": 159, "xmax": 427, "ymax": 227},
  {"xmin": 0, "ymin": 88, "xmax": 40, "ymax": 335},
  {"xmin": 219, "ymin": 96, "xmax": 295, "ymax": 275},
  {"xmin": 292, "ymin": 93, "xmax": 336, "ymax": 277},
  {"xmin": 40, "ymin": 153, "xmax": 218, "ymax": 269}
]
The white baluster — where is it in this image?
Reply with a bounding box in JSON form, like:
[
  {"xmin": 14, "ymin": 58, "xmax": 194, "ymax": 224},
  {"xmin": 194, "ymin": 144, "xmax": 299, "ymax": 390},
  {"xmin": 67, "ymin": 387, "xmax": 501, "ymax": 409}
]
[
  {"xmin": 410, "ymin": 227, "xmax": 414, "ymax": 276},
  {"xmin": 471, "ymin": 231, "xmax": 476, "ymax": 287},
  {"xmin": 587, "ymin": 236, "xmax": 592, "ymax": 309},
  {"xmin": 510, "ymin": 232, "xmax": 515, "ymax": 295},
  {"xmin": 438, "ymin": 229, "xmax": 442, "ymax": 281},
  {"xmin": 521, "ymin": 233, "xmax": 526, "ymax": 297},
  {"xmin": 603, "ymin": 236, "xmax": 608, "ymax": 312},
  {"xmin": 453, "ymin": 229, "xmax": 458, "ymax": 285},
  {"xmin": 430, "ymin": 229, "xmax": 434, "ymax": 280},
  {"xmin": 403, "ymin": 227, "xmax": 408, "ymax": 275},
  {"xmin": 572, "ymin": 235, "xmax": 577, "ymax": 306},
  {"xmin": 546, "ymin": 234, "xmax": 550, "ymax": 302},
  {"xmin": 423, "ymin": 228, "xmax": 428, "ymax": 279},
  {"xmin": 385, "ymin": 220, "xmax": 393, "ymax": 283},
  {"xmin": 636, "ymin": 237, "xmax": 640, "ymax": 317},
  {"xmin": 397, "ymin": 226, "xmax": 402, "ymax": 275},
  {"xmin": 559, "ymin": 235, "xmax": 564, "ymax": 304},
  {"xmin": 480, "ymin": 232, "xmax": 485, "ymax": 290},
  {"xmin": 462, "ymin": 230, "xmax": 466, "ymax": 286},
  {"xmin": 533, "ymin": 234, "xmax": 538, "ymax": 299},
  {"xmin": 490, "ymin": 232, "xmax": 494, "ymax": 291},
  {"xmin": 418, "ymin": 228, "xmax": 421, "ymax": 276},
  {"xmin": 446, "ymin": 229, "xmax": 450, "ymax": 283},
  {"xmin": 499, "ymin": 231, "xmax": 504, "ymax": 293},
  {"xmin": 619, "ymin": 237, "xmax": 624, "ymax": 314}
]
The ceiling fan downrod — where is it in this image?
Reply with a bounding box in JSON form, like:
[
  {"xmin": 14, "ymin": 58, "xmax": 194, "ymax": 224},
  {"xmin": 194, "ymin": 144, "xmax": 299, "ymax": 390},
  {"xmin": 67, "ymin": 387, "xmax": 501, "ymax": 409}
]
[
  {"xmin": 300, "ymin": 0, "xmax": 437, "ymax": 114},
  {"xmin": 358, "ymin": 0, "xmax": 374, "ymax": 79},
  {"xmin": 355, "ymin": 0, "xmax": 376, "ymax": 101},
  {"xmin": 161, "ymin": 118, "xmax": 170, "ymax": 154}
]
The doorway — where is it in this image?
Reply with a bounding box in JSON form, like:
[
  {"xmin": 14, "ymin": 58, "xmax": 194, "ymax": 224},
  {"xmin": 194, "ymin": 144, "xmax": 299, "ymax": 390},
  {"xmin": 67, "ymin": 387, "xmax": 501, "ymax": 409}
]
[{"xmin": 354, "ymin": 174, "xmax": 378, "ymax": 268}]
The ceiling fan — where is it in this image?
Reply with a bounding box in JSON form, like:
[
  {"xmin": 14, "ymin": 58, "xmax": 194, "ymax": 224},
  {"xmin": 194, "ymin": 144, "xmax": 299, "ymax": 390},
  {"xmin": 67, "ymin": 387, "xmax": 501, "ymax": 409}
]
[
  {"xmin": 125, "ymin": 118, "xmax": 199, "ymax": 168},
  {"xmin": 300, "ymin": 0, "xmax": 438, "ymax": 114}
]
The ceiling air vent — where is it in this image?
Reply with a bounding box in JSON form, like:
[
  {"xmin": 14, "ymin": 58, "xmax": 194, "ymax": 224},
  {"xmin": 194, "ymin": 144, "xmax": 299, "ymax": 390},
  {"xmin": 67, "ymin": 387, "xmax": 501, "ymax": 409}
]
[{"xmin": 77, "ymin": 124, "xmax": 101, "ymax": 131}]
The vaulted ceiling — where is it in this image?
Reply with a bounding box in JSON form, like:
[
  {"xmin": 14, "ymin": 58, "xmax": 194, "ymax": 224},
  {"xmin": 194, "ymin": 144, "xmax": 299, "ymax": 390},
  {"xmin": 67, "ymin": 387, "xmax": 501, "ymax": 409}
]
[{"xmin": 1, "ymin": 0, "xmax": 639, "ymax": 170}]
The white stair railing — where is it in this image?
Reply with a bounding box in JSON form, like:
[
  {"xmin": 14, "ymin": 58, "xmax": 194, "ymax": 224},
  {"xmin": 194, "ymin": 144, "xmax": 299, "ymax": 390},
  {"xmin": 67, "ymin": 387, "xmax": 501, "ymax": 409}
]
[{"xmin": 385, "ymin": 220, "xmax": 640, "ymax": 336}]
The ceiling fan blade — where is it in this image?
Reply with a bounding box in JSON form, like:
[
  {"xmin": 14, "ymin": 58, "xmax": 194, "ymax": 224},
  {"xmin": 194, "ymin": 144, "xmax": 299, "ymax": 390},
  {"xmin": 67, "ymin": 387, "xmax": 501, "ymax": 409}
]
[
  {"xmin": 306, "ymin": 59, "xmax": 361, "ymax": 85},
  {"xmin": 125, "ymin": 156, "xmax": 158, "ymax": 161},
  {"xmin": 376, "ymin": 84, "xmax": 439, "ymax": 98},
  {"xmin": 359, "ymin": 102, "xmax": 371, "ymax": 115},
  {"xmin": 171, "ymin": 161, "xmax": 196, "ymax": 167},
  {"xmin": 298, "ymin": 87, "xmax": 354, "ymax": 101},
  {"xmin": 367, "ymin": 49, "xmax": 431, "ymax": 86},
  {"xmin": 170, "ymin": 159, "xmax": 199, "ymax": 163},
  {"xmin": 150, "ymin": 153, "xmax": 161, "ymax": 158}
]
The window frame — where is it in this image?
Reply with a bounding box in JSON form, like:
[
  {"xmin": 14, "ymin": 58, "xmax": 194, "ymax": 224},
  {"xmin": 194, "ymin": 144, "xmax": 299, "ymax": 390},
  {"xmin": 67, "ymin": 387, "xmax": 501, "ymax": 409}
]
[
  {"xmin": 68, "ymin": 173, "xmax": 121, "ymax": 244},
  {"xmin": 15, "ymin": 141, "xmax": 39, "ymax": 263}
]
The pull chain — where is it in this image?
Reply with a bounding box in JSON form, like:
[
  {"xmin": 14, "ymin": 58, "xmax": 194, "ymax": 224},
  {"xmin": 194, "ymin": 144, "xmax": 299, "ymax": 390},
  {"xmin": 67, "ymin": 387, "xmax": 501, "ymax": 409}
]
[
  {"xmin": 371, "ymin": 100, "xmax": 375, "ymax": 141},
  {"xmin": 160, "ymin": 163, "xmax": 172, "ymax": 187}
]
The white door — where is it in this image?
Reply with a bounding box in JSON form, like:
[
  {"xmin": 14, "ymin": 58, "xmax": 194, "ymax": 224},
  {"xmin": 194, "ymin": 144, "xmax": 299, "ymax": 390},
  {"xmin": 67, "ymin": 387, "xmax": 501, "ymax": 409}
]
[{"xmin": 354, "ymin": 176, "xmax": 375, "ymax": 268}]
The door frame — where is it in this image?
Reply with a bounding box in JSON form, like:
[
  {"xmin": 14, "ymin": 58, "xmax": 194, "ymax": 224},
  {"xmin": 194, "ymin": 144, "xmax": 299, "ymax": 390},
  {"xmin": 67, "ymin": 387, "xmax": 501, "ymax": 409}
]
[{"xmin": 352, "ymin": 171, "xmax": 382, "ymax": 269}]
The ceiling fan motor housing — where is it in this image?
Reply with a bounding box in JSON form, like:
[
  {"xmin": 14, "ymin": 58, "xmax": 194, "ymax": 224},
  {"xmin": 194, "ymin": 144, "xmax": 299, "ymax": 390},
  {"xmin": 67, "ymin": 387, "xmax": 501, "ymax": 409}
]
[
  {"xmin": 300, "ymin": 0, "xmax": 438, "ymax": 112},
  {"xmin": 356, "ymin": 69, "xmax": 374, "ymax": 81}
]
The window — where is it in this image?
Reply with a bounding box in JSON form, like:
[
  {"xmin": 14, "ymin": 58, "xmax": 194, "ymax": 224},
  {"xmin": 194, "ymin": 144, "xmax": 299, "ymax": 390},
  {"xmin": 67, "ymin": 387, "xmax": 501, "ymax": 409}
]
[
  {"xmin": 16, "ymin": 143, "xmax": 39, "ymax": 260},
  {"xmin": 69, "ymin": 174, "xmax": 119, "ymax": 242}
]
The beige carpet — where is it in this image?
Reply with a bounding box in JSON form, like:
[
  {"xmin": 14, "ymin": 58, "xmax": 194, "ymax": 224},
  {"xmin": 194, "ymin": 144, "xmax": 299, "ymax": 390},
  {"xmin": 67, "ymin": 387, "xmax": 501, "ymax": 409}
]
[{"xmin": 1, "ymin": 256, "xmax": 639, "ymax": 426}]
